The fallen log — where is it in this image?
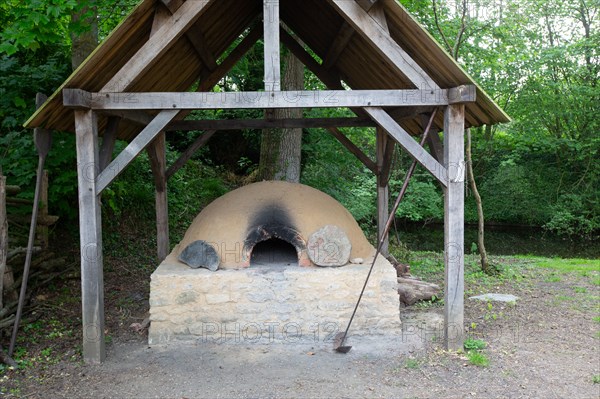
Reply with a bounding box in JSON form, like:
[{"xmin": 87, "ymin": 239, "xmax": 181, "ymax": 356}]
[
  {"xmin": 7, "ymin": 247, "xmax": 42, "ymax": 262},
  {"xmin": 398, "ymin": 276, "xmax": 441, "ymax": 307},
  {"xmin": 6, "ymin": 197, "xmax": 33, "ymax": 206},
  {"xmin": 6, "ymin": 186, "xmax": 21, "ymax": 196}
]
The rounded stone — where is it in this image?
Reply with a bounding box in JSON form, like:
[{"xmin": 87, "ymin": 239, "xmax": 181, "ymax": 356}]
[
  {"xmin": 178, "ymin": 240, "xmax": 220, "ymax": 271},
  {"xmin": 307, "ymin": 225, "xmax": 351, "ymax": 267}
]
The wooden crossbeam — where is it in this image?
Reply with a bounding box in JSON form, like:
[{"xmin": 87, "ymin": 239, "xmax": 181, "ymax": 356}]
[
  {"xmin": 102, "ymin": 0, "xmax": 214, "ymax": 92},
  {"xmin": 166, "ymin": 117, "xmax": 375, "ymax": 131},
  {"xmin": 363, "ymin": 107, "xmax": 448, "ymax": 186},
  {"xmin": 160, "ymin": 0, "xmax": 217, "ymax": 71},
  {"xmin": 96, "ymin": 110, "xmax": 179, "ymax": 194},
  {"xmin": 64, "ymin": 88, "xmax": 475, "ymax": 110},
  {"xmin": 327, "ymin": 0, "xmax": 439, "ymax": 90}
]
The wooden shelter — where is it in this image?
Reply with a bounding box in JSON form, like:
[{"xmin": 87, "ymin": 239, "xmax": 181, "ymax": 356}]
[{"xmin": 25, "ymin": 0, "xmax": 509, "ymax": 363}]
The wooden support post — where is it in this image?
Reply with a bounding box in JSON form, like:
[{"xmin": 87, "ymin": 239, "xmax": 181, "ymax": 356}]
[
  {"xmin": 443, "ymin": 104, "xmax": 465, "ymax": 351},
  {"xmin": 263, "ymin": 0, "xmax": 281, "ymax": 91},
  {"xmin": 0, "ymin": 174, "xmax": 6, "ymax": 311},
  {"xmin": 147, "ymin": 132, "xmax": 169, "ymax": 261},
  {"xmin": 74, "ymin": 110, "xmax": 105, "ymax": 364},
  {"xmin": 376, "ymin": 128, "xmax": 389, "ymax": 256}
]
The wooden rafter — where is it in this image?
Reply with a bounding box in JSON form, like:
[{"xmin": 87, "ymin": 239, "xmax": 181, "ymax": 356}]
[
  {"xmin": 102, "ymin": 0, "xmax": 215, "ymax": 92},
  {"xmin": 326, "ymin": 0, "xmax": 439, "ymax": 90},
  {"xmin": 323, "ymin": 0, "xmax": 388, "ymax": 69},
  {"xmin": 280, "ymin": 29, "xmax": 342, "ymax": 88},
  {"xmin": 159, "ymin": 0, "xmax": 217, "ymax": 71}
]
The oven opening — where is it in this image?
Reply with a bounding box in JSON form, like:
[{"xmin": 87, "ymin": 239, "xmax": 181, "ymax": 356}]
[{"xmin": 250, "ymin": 238, "xmax": 298, "ymax": 267}]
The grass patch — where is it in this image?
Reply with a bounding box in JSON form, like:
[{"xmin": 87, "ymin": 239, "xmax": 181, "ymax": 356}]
[
  {"xmin": 404, "ymin": 358, "xmax": 421, "ymax": 369},
  {"xmin": 573, "ymin": 287, "xmax": 588, "ymax": 294},
  {"xmin": 530, "ymin": 257, "xmax": 600, "ymax": 273},
  {"xmin": 464, "ymin": 338, "xmax": 487, "ymax": 351},
  {"xmin": 556, "ymin": 295, "xmax": 576, "ymax": 302},
  {"xmin": 593, "ymin": 316, "xmax": 600, "ymax": 323},
  {"xmin": 467, "ymin": 351, "xmax": 490, "ymax": 367},
  {"xmin": 593, "ymin": 375, "xmax": 600, "ymax": 384}
]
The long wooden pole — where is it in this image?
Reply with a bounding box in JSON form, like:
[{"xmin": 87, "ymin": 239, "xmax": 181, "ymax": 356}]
[
  {"xmin": 9, "ymin": 94, "xmax": 52, "ymax": 356},
  {"xmin": 336, "ymin": 110, "xmax": 438, "ymax": 351}
]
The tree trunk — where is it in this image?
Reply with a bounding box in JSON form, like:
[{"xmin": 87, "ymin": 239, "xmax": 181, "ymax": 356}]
[
  {"xmin": 258, "ymin": 52, "xmax": 304, "ymax": 182},
  {"xmin": 0, "ymin": 174, "xmax": 6, "ymax": 310},
  {"xmin": 466, "ymin": 129, "xmax": 492, "ymax": 274},
  {"xmin": 71, "ymin": 2, "xmax": 98, "ymax": 70}
]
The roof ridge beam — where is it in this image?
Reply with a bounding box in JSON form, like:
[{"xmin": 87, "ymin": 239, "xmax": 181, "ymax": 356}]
[
  {"xmin": 327, "ymin": 0, "xmax": 439, "ymax": 90},
  {"xmin": 102, "ymin": 0, "xmax": 215, "ymax": 92}
]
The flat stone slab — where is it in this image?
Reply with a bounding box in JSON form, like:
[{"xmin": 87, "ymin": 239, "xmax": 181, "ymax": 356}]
[
  {"xmin": 307, "ymin": 225, "xmax": 351, "ymax": 267},
  {"xmin": 178, "ymin": 240, "xmax": 220, "ymax": 271},
  {"xmin": 469, "ymin": 293, "xmax": 519, "ymax": 303}
]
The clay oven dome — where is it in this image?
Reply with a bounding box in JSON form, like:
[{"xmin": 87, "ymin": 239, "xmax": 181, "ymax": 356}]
[{"xmin": 169, "ymin": 181, "xmax": 374, "ymax": 269}]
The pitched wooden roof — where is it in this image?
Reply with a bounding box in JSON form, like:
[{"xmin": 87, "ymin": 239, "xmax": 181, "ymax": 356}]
[{"xmin": 25, "ymin": 0, "xmax": 509, "ymax": 141}]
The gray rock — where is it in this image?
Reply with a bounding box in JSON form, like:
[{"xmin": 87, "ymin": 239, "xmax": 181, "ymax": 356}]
[
  {"xmin": 469, "ymin": 293, "xmax": 519, "ymax": 303},
  {"xmin": 178, "ymin": 240, "xmax": 220, "ymax": 271},
  {"xmin": 307, "ymin": 225, "xmax": 351, "ymax": 267}
]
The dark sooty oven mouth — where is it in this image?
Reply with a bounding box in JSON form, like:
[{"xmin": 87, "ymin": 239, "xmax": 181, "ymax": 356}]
[
  {"xmin": 250, "ymin": 238, "xmax": 298, "ymax": 266},
  {"xmin": 244, "ymin": 224, "xmax": 306, "ymax": 267}
]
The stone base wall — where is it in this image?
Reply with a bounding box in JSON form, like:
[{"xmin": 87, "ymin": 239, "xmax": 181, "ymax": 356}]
[{"xmin": 149, "ymin": 256, "xmax": 401, "ymax": 345}]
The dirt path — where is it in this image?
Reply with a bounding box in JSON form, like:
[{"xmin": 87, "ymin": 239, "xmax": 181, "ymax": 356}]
[{"xmin": 2, "ymin": 258, "xmax": 599, "ymax": 398}]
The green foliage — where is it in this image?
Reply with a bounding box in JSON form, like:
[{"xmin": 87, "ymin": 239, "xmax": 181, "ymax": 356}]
[
  {"xmin": 466, "ymin": 350, "xmax": 490, "ymax": 367},
  {"xmin": 404, "ymin": 358, "xmax": 421, "ymax": 369},
  {"xmin": 464, "ymin": 338, "xmax": 487, "ymax": 351}
]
